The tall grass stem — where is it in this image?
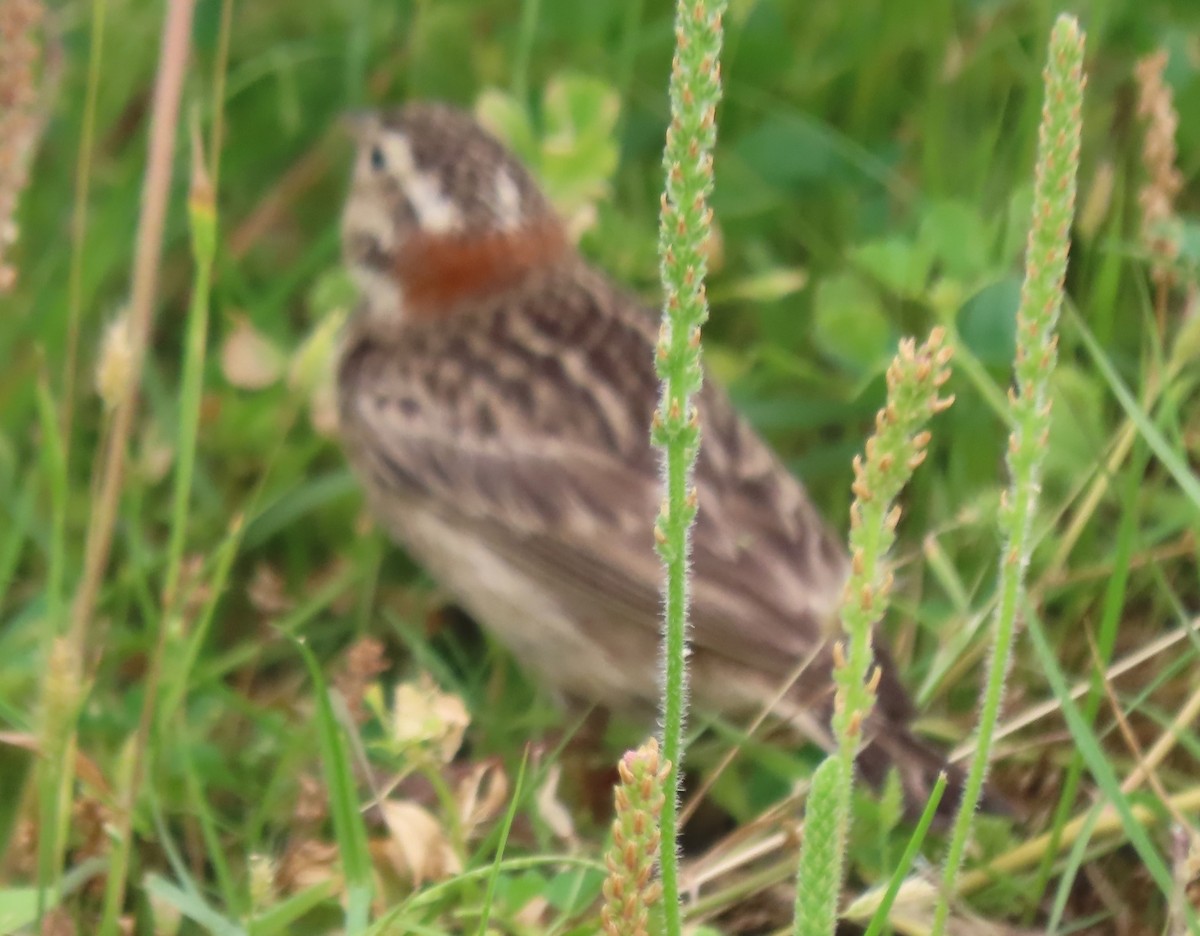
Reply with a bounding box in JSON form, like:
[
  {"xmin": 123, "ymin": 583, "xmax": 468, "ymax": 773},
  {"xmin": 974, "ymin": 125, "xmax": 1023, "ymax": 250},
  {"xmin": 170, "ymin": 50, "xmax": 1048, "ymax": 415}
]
[
  {"xmin": 932, "ymin": 16, "xmax": 1085, "ymax": 933},
  {"xmin": 652, "ymin": 1, "xmax": 726, "ymax": 931}
]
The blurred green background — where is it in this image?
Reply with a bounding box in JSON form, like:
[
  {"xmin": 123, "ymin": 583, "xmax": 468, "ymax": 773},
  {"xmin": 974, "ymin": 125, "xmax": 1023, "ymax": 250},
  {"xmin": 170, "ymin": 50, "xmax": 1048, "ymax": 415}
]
[
  {"xmin": 1, "ymin": 0, "xmax": 1199, "ymax": 930},
  {"xmin": 12, "ymin": 0, "xmax": 1199, "ymax": 517}
]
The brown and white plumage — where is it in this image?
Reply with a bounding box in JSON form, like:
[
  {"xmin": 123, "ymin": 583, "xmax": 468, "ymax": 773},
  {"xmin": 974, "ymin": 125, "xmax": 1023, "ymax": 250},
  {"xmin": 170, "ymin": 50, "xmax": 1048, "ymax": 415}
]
[{"xmin": 337, "ymin": 102, "xmax": 952, "ymax": 809}]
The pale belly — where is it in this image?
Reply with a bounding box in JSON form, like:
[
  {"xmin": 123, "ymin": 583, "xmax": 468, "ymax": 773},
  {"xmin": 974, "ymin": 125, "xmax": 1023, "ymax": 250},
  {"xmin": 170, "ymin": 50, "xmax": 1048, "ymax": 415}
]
[{"xmin": 388, "ymin": 504, "xmax": 663, "ymax": 710}]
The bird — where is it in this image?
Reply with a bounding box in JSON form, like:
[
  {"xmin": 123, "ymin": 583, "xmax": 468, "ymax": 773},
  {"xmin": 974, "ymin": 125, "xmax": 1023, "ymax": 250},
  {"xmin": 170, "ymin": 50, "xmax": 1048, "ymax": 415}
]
[{"xmin": 335, "ymin": 101, "xmax": 956, "ymax": 814}]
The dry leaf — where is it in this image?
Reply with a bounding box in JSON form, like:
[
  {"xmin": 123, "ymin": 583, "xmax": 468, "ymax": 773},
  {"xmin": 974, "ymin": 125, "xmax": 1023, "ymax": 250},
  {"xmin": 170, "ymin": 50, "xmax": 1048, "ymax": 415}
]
[
  {"xmin": 0, "ymin": 732, "xmax": 111, "ymax": 795},
  {"xmin": 456, "ymin": 759, "xmax": 509, "ymax": 839},
  {"xmin": 221, "ymin": 315, "xmax": 285, "ymax": 390},
  {"xmin": 535, "ymin": 762, "xmax": 577, "ymax": 848},
  {"xmin": 40, "ymin": 908, "xmax": 77, "ymax": 936},
  {"xmin": 391, "ymin": 674, "xmax": 470, "ymax": 764},
  {"xmin": 333, "ymin": 636, "xmax": 389, "ymax": 724},
  {"xmin": 277, "ymin": 839, "xmax": 340, "ymax": 894},
  {"xmin": 175, "ymin": 553, "xmax": 212, "ymax": 616},
  {"xmin": 378, "ymin": 799, "xmax": 461, "ymax": 886},
  {"xmin": 247, "ymin": 563, "xmax": 293, "ymax": 616},
  {"xmin": 72, "ymin": 796, "xmax": 110, "ymax": 865},
  {"xmin": 845, "ymin": 875, "xmax": 1041, "ymax": 935},
  {"xmin": 514, "ymin": 896, "xmax": 550, "ymax": 929},
  {"xmin": 137, "ymin": 420, "xmax": 174, "ymax": 484},
  {"xmin": 7, "ymin": 816, "xmax": 36, "ymax": 877},
  {"xmin": 292, "ymin": 774, "xmax": 327, "ymax": 826}
]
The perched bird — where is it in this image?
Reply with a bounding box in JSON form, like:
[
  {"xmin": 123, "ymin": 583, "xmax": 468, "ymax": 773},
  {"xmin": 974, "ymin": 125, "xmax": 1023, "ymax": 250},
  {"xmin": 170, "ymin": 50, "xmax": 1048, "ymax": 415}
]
[{"xmin": 336, "ymin": 102, "xmax": 952, "ymax": 812}]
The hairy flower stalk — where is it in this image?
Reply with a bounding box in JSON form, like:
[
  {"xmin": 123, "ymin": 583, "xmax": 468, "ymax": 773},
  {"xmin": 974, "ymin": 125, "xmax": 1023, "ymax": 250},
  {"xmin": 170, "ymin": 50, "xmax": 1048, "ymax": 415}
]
[
  {"xmin": 793, "ymin": 329, "xmax": 954, "ymax": 936},
  {"xmin": 933, "ymin": 16, "xmax": 1084, "ymax": 933},
  {"xmin": 651, "ymin": 1, "xmax": 726, "ymax": 932},
  {"xmin": 833, "ymin": 330, "xmax": 954, "ymax": 765},
  {"xmin": 1133, "ymin": 48, "xmax": 1183, "ymax": 315},
  {"xmin": 602, "ymin": 739, "xmax": 670, "ymax": 936},
  {"xmin": 0, "ymin": 0, "xmax": 47, "ymax": 292},
  {"xmin": 793, "ymin": 756, "xmax": 845, "ymax": 935}
]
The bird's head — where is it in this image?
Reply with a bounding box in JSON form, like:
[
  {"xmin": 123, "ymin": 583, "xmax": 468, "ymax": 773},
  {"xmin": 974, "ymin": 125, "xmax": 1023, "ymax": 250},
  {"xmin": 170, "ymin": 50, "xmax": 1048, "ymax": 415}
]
[{"xmin": 341, "ymin": 103, "xmax": 568, "ymax": 322}]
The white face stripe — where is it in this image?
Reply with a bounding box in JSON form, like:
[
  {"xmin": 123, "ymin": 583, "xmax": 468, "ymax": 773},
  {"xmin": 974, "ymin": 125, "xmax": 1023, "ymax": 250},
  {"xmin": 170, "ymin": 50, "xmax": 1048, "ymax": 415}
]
[
  {"xmin": 377, "ymin": 130, "xmax": 463, "ymax": 234},
  {"xmin": 493, "ymin": 168, "xmax": 523, "ymax": 231}
]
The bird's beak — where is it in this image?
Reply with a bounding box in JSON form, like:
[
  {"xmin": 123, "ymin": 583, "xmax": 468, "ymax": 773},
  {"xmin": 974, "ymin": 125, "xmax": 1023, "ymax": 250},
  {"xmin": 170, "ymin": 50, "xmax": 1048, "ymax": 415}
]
[{"xmin": 340, "ymin": 110, "xmax": 376, "ymax": 144}]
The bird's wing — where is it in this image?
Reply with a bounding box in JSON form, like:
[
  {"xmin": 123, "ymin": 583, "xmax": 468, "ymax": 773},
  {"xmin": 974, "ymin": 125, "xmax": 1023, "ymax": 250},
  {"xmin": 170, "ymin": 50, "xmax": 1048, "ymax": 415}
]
[{"xmin": 337, "ymin": 268, "xmax": 848, "ymax": 687}]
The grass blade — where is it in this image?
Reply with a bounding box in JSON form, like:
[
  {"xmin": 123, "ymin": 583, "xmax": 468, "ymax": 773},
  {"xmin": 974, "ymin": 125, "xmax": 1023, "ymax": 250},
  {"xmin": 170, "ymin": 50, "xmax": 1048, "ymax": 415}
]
[{"xmin": 292, "ymin": 637, "xmax": 373, "ymax": 931}]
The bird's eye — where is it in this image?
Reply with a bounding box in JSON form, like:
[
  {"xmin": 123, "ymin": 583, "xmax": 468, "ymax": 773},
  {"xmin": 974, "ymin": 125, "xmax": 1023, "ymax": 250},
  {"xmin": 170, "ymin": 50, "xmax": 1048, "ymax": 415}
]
[{"xmin": 369, "ymin": 145, "xmax": 386, "ymax": 171}]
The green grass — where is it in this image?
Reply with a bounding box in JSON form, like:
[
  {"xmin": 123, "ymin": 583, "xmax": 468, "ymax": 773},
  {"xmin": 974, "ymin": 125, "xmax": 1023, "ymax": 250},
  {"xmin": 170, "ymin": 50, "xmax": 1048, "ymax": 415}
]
[{"xmin": 2, "ymin": 0, "xmax": 1199, "ymax": 932}]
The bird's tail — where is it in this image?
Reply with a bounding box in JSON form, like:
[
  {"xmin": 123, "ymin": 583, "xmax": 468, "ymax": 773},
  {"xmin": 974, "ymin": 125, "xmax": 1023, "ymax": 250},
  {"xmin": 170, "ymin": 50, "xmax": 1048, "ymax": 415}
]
[{"xmin": 857, "ymin": 720, "xmax": 1007, "ymax": 822}]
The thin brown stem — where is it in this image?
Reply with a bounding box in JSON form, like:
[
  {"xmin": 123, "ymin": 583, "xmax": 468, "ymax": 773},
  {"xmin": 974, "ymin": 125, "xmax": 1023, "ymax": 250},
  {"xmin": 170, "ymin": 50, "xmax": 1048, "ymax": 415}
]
[
  {"xmin": 89, "ymin": 5, "xmax": 197, "ymax": 927},
  {"xmin": 68, "ymin": 0, "xmax": 195, "ymax": 660}
]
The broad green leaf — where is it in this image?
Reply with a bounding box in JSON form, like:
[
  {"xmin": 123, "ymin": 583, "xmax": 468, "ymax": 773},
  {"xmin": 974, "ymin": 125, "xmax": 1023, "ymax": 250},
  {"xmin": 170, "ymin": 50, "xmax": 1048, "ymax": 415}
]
[
  {"xmin": 955, "ymin": 277, "xmax": 1020, "ymax": 367},
  {"xmin": 540, "ymin": 73, "xmax": 620, "ymax": 215},
  {"xmin": 475, "ymin": 89, "xmax": 539, "ymax": 164},
  {"xmin": 853, "ymin": 236, "xmax": 932, "ymax": 298},
  {"xmin": 812, "ymin": 273, "xmax": 893, "ymax": 375},
  {"xmin": 918, "ymin": 199, "xmax": 991, "ymax": 281},
  {"xmin": 735, "ymin": 115, "xmax": 840, "ymax": 187},
  {"xmin": 1044, "ymin": 365, "xmax": 1106, "ymax": 484}
]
